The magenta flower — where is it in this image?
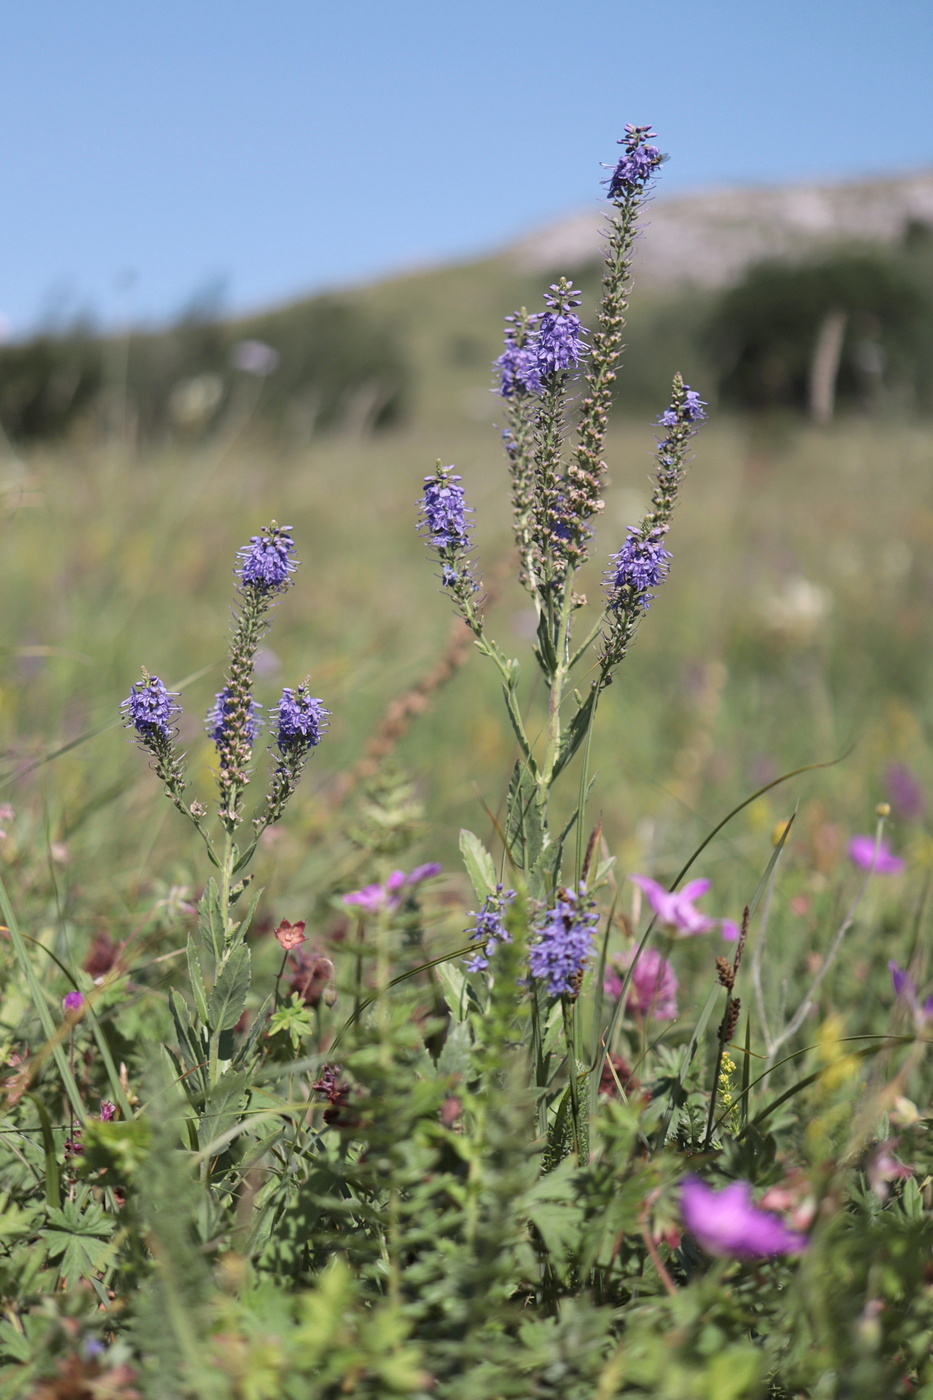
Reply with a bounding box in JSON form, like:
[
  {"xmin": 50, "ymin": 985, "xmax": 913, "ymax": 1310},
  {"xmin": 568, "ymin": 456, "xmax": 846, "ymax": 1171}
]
[
  {"xmin": 62, "ymin": 991, "xmax": 84, "ymax": 1014},
  {"xmin": 630, "ymin": 874, "xmax": 718, "ymax": 937},
  {"xmin": 680, "ymin": 1176, "xmax": 809, "ymax": 1259},
  {"xmin": 343, "ymin": 863, "xmax": 442, "ymax": 914},
  {"xmin": 889, "ymin": 961, "xmax": 933, "ymax": 1028},
  {"xmin": 604, "ymin": 946, "xmax": 678, "ymax": 1021},
  {"xmin": 848, "ymin": 835, "xmax": 905, "ymax": 875}
]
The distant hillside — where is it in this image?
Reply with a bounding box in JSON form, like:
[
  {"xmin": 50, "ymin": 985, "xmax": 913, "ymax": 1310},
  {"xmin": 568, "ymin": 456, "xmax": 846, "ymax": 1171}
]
[
  {"xmin": 512, "ymin": 171, "xmax": 933, "ymax": 288},
  {"xmin": 3, "ymin": 171, "xmax": 932, "ymax": 445}
]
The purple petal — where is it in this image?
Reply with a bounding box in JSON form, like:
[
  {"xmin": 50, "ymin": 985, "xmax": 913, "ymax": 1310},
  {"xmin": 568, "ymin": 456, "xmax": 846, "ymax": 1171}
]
[{"xmin": 407, "ymin": 862, "xmax": 443, "ymax": 885}]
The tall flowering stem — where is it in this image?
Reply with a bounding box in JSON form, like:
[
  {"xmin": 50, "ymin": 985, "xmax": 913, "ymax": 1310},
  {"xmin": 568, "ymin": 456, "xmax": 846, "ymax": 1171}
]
[
  {"xmin": 598, "ymin": 374, "xmax": 705, "ymax": 684},
  {"xmin": 563, "ymin": 127, "xmax": 663, "ymax": 572},
  {"xmin": 120, "ymin": 671, "xmax": 191, "ymax": 821},
  {"xmin": 216, "ymin": 522, "xmax": 297, "ymax": 829},
  {"xmin": 120, "ymin": 523, "xmax": 327, "ymax": 1100},
  {"xmin": 257, "ymin": 682, "xmax": 330, "ymax": 836},
  {"xmin": 422, "ymin": 130, "xmax": 703, "ymax": 896}
]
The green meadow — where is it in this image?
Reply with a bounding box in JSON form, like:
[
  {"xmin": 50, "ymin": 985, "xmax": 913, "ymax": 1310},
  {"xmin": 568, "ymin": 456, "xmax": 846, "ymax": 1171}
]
[{"xmin": 2, "ymin": 217, "xmax": 933, "ymax": 1395}]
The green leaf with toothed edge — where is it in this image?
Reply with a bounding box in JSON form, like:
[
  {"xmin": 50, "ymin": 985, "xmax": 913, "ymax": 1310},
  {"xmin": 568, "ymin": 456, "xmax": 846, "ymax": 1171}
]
[
  {"xmin": 208, "ymin": 944, "xmax": 251, "ymax": 1033},
  {"xmin": 198, "ymin": 877, "xmax": 225, "ymax": 962},
  {"xmin": 459, "ymin": 828, "xmax": 497, "ymax": 903},
  {"xmin": 185, "ymin": 934, "xmax": 210, "ymax": 1026}
]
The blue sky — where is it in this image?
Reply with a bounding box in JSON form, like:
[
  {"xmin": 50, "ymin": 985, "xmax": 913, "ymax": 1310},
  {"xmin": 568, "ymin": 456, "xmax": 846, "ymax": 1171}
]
[{"xmin": 3, "ymin": 0, "xmax": 931, "ymax": 335}]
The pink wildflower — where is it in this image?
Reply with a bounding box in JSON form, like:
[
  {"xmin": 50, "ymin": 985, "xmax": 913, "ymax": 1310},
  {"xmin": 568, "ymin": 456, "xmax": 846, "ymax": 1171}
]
[
  {"xmin": 604, "ymin": 946, "xmax": 678, "ymax": 1021},
  {"xmin": 680, "ymin": 1176, "xmax": 808, "ymax": 1259},
  {"xmin": 630, "ymin": 874, "xmax": 718, "ymax": 937},
  {"xmin": 848, "ymin": 835, "xmax": 905, "ymax": 875},
  {"xmin": 343, "ymin": 863, "xmax": 442, "ymax": 914}
]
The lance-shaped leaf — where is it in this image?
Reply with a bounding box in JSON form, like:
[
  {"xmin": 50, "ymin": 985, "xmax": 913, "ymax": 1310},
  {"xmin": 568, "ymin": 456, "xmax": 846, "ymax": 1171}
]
[
  {"xmin": 208, "ymin": 944, "xmax": 251, "ymax": 1033},
  {"xmin": 198, "ymin": 878, "xmax": 225, "ymax": 962},
  {"xmin": 506, "ymin": 760, "xmax": 546, "ymax": 874}
]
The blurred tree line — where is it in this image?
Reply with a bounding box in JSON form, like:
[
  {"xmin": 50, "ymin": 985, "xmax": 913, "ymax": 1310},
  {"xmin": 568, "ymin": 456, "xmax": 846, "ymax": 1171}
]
[
  {"xmin": 707, "ymin": 224, "xmax": 933, "ymax": 420},
  {"xmin": 0, "ymin": 296, "xmax": 410, "ymax": 445}
]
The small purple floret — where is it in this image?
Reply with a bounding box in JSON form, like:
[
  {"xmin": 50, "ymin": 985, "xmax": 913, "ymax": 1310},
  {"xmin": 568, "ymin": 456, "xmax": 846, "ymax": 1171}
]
[
  {"xmin": 62, "ymin": 991, "xmax": 84, "ymax": 1013},
  {"xmin": 658, "ymin": 389, "xmax": 707, "ymax": 427},
  {"xmin": 343, "ymin": 863, "xmax": 442, "ymax": 915},
  {"xmin": 235, "ymin": 524, "xmax": 298, "ymax": 592},
  {"xmin": 529, "ymin": 884, "xmax": 598, "ymax": 997},
  {"xmin": 275, "ymin": 688, "xmax": 329, "ymax": 754},
  {"xmin": 120, "ymin": 675, "xmax": 181, "ymax": 740},
  {"xmin": 206, "ymin": 687, "xmax": 262, "ymax": 746},
  {"xmin": 680, "ymin": 1176, "xmax": 808, "ymax": 1259}
]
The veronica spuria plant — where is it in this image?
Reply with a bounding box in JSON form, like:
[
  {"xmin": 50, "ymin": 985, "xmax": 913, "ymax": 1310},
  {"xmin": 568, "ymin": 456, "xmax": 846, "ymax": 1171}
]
[
  {"xmin": 121, "ymin": 522, "xmax": 328, "ymax": 1102},
  {"xmin": 418, "ymin": 127, "xmax": 716, "ymax": 1159}
]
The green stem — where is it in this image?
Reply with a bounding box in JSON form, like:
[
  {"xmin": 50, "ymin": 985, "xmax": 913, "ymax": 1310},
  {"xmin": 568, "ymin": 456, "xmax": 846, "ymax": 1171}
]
[{"xmin": 561, "ymin": 996, "xmax": 583, "ymax": 1163}]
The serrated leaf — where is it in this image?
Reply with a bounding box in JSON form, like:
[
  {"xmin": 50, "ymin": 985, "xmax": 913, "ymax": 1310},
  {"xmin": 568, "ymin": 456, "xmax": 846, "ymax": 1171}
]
[
  {"xmin": 208, "ymin": 944, "xmax": 251, "ymax": 1032},
  {"xmin": 186, "ymin": 934, "xmax": 210, "ymax": 1026},
  {"xmin": 198, "ymin": 1071, "xmax": 249, "ymax": 1153},
  {"xmin": 459, "ymin": 828, "xmax": 497, "ymax": 903},
  {"xmin": 198, "ymin": 878, "xmax": 225, "ymax": 961}
]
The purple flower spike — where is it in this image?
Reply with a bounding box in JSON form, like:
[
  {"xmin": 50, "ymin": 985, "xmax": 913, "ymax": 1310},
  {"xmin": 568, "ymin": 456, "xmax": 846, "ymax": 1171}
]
[
  {"xmin": 465, "ymin": 884, "xmax": 515, "ymax": 973},
  {"xmin": 206, "ymin": 687, "xmax": 262, "ymax": 747},
  {"xmin": 535, "ymin": 283, "xmax": 587, "ymax": 378},
  {"xmin": 848, "ymin": 835, "xmax": 905, "ymax": 875},
  {"xmin": 235, "ymin": 523, "xmax": 298, "ymax": 593},
  {"xmin": 62, "ymin": 991, "xmax": 84, "ymax": 1014},
  {"xmin": 658, "ymin": 390, "xmax": 707, "ymax": 427},
  {"xmin": 275, "ymin": 687, "xmax": 329, "ymax": 755},
  {"xmin": 630, "ymin": 874, "xmax": 717, "ymax": 937},
  {"xmin": 604, "ymin": 946, "xmax": 678, "ymax": 1021},
  {"xmin": 529, "ymin": 884, "xmax": 599, "ymax": 998},
  {"xmin": 606, "ymin": 125, "xmax": 664, "ymax": 200},
  {"xmin": 680, "ymin": 1176, "xmax": 809, "ymax": 1260},
  {"xmin": 605, "ymin": 531, "xmax": 671, "ymax": 611},
  {"xmin": 418, "ymin": 469, "xmax": 472, "ymax": 552},
  {"xmin": 120, "ymin": 675, "xmax": 181, "ymax": 741}
]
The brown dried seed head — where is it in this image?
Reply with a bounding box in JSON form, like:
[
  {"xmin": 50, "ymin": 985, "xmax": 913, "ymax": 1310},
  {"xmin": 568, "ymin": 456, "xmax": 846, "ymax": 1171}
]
[{"xmin": 715, "ymin": 956, "xmax": 735, "ymax": 991}]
